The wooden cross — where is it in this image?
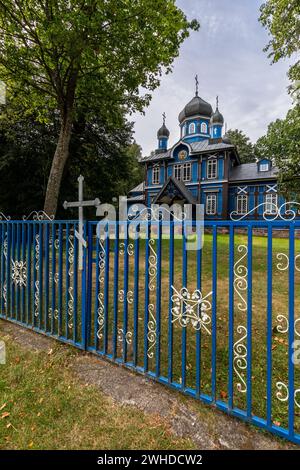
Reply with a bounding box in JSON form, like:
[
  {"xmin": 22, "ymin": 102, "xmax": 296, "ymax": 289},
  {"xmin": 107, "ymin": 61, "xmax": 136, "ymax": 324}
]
[{"xmin": 63, "ymin": 175, "xmax": 100, "ymax": 270}]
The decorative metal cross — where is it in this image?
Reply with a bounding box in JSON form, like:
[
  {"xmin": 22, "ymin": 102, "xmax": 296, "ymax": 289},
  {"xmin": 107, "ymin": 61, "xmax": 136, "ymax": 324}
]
[
  {"xmin": 162, "ymin": 112, "xmax": 166, "ymax": 125},
  {"xmin": 195, "ymin": 74, "xmax": 199, "ymax": 96},
  {"xmin": 63, "ymin": 175, "xmax": 100, "ymax": 270},
  {"xmin": 216, "ymin": 95, "xmax": 219, "ymax": 109}
]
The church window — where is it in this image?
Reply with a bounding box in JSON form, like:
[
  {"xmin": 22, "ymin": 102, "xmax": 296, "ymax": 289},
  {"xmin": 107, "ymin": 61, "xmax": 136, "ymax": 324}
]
[
  {"xmin": 152, "ymin": 165, "xmax": 160, "ymax": 185},
  {"xmin": 265, "ymin": 193, "xmax": 277, "ymax": 214},
  {"xmin": 236, "ymin": 195, "xmax": 248, "ymax": 215},
  {"xmin": 174, "ymin": 164, "xmax": 181, "ymax": 180},
  {"xmin": 207, "ymin": 159, "xmax": 217, "ymax": 179},
  {"xmin": 201, "ymin": 122, "xmax": 207, "ymax": 133},
  {"xmin": 206, "ymin": 194, "xmax": 217, "ymax": 215},
  {"xmin": 189, "ymin": 123, "xmax": 196, "ymax": 134},
  {"xmin": 260, "ymin": 163, "xmax": 269, "ymax": 172},
  {"xmin": 182, "ymin": 163, "xmax": 191, "ymax": 182},
  {"xmin": 173, "ymin": 163, "xmax": 191, "ymax": 182},
  {"xmin": 182, "ymin": 125, "xmax": 187, "ymax": 137}
]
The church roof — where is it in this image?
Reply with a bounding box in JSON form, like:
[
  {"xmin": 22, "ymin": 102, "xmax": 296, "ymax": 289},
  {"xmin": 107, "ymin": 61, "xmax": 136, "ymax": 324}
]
[
  {"xmin": 141, "ymin": 140, "xmax": 235, "ymax": 162},
  {"xmin": 154, "ymin": 176, "xmax": 197, "ymax": 205},
  {"xmin": 129, "ymin": 182, "xmax": 144, "ymax": 193},
  {"xmin": 229, "ymin": 163, "xmax": 278, "ymax": 182}
]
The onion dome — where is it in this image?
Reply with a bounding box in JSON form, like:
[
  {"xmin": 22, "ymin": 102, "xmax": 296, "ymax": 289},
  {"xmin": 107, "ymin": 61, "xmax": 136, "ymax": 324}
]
[
  {"xmin": 157, "ymin": 122, "xmax": 170, "ymax": 139},
  {"xmin": 178, "ymin": 95, "xmax": 213, "ymax": 123},
  {"xmin": 210, "ymin": 96, "xmax": 224, "ymax": 125},
  {"xmin": 222, "ymin": 133, "xmax": 232, "ymax": 144}
]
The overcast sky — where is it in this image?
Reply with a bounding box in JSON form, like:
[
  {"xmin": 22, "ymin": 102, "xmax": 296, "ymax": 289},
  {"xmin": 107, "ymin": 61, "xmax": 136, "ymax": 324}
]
[{"xmin": 132, "ymin": 0, "xmax": 292, "ymax": 156}]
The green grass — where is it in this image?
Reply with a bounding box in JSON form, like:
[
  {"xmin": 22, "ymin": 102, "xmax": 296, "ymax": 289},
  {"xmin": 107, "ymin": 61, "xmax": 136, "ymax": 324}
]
[{"xmin": 0, "ymin": 331, "xmax": 195, "ymax": 450}]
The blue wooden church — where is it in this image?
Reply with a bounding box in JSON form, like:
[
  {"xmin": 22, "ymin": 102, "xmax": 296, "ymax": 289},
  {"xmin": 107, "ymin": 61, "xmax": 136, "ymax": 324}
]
[{"xmin": 128, "ymin": 80, "xmax": 283, "ymax": 220}]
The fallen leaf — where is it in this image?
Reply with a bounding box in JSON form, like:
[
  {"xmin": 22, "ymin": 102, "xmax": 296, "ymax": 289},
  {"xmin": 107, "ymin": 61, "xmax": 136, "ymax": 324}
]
[
  {"xmin": 0, "ymin": 403, "xmax": 7, "ymax": 411},
  {"xmin": 48, "ymin": 349, "xmax": 53, "ymax": 356},
  {"xmin": 1, "ymin": 412, "xmax": 10, "ymax": 419},
  {"xmin": 220, "ymin": 390, "xmax": 227, "ymax": 399},
  {"xmin": 273, "ymin": 421, "xmax": 281, "ymax": 427},
  {"xmin": 28, "ymin": 441, "xmax": 34, "ymax": 448}
]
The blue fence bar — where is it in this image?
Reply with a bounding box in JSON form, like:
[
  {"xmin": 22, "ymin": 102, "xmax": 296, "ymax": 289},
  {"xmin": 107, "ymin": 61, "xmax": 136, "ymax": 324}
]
[{"xmin": 0, "ymin": 218, "xmax": 299, "ymax": 446}]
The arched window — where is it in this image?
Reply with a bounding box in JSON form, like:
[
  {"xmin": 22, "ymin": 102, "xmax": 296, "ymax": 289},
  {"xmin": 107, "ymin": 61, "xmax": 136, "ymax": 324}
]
[
  {"xmin": 189, "ymin": 123, "xmax": 196, "ymax": 134},
  {"xmin": 182, "ymin": 125, "xmax": 187, "ymax": 137},
  {"xmin": 201, "ymin": 122, "xmax": 207, "ymax": 134}
]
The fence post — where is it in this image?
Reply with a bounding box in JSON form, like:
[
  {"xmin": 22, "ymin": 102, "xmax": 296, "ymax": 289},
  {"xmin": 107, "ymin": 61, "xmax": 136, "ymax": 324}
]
[{"xmin": 81, "ymin": 221, "xmax": 89, "ymax": 350}]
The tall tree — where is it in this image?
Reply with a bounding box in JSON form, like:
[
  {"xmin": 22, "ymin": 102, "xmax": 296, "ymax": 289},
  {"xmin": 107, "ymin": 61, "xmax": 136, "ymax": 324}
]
[
  {"xmin": 0, "ymin": 1, "xmax": 198, "ymax": 216},
  {"xmin": 0, "ymin": 106, "xmax": 143, "ymax": 218},
  {"xmin": 260, "ymin": 0, "xmax": 300, "ymax": 99},
  {"xmin": 254, "ymin": 106, "xmax": 300, "ymax": 198},
  {"xmin": 226, "ymin": 129, "xmax": 256, "ymax": 163}
]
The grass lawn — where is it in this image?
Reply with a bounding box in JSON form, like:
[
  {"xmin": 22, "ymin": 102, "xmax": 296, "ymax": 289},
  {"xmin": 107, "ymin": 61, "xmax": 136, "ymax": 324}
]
[{"xmin": 0, "ymin": 331, "xmax": 195, "ymax": 450}]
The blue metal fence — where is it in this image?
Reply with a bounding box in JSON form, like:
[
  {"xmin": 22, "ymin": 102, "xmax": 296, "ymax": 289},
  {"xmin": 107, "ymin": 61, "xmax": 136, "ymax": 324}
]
[{"xmin": 0, "ymin": 218, "xmax": 300, "ymax": 445}]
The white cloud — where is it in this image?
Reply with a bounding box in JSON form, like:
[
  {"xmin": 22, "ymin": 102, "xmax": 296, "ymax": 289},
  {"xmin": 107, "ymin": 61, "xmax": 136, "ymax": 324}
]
[{"xmin": 132, "ymin": 0, "xmax": 292, "ymax": 155}]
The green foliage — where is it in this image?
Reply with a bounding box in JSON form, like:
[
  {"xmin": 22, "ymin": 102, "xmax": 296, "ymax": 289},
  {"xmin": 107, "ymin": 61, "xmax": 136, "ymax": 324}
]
[
  {"xmin": 0, "ymin": 107, "xmax": 143, "ymax": 218},
  {"xmin": 0, "ymin": 1, "xmax": 198, "ymax": 214},
  {"xmin": 254, "ymin": 105, "xmax": 300, "ymax": 199},
  {"xmin": 226, "ymin": 129, "xmax": 256, "ymax": 163},
  {"xmin": 0, "ymin": 0, "xmax": 198, "ymax": 117},
  {"xmin": 260, "ymin": 0, "xmax": 300, "ymax": 94}
]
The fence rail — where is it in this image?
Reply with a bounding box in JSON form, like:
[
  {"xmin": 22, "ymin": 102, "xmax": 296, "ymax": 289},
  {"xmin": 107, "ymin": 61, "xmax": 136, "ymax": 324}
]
[{"xmin": 0, "ymin": 218, "xmax": 299, "ymax": 445}]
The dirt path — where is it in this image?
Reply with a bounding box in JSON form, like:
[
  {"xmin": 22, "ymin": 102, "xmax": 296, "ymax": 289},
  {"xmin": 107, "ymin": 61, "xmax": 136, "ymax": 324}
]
[{"xmin": 0, "ymin": 319, "xmax": 297, "ymax": 450}]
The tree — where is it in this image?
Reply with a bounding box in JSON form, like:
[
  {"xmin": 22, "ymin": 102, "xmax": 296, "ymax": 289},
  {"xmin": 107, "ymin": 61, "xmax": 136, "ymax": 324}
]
[
  {"xmin": 0, "ymin": 1, "xmax": 198, "ymax": 216},
  {"xmin": 226, "ymin": 129, "xmax": 256, "ymax": 163},
  {"xmin": 259, "ymin": 0, "xmax": 300, "ymax": 99},
  {"xmin": 0, "ymin": 106, "xmax": 144, "ymax": 219},
  {"xmin": 254, "ymin": 106, "xmax": 300, "ymax": 198}
]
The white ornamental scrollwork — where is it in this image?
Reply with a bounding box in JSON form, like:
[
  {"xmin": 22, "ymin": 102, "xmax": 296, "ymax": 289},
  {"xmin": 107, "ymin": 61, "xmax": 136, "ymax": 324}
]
[
  {"xmin": 2, "ymin": 236, "xmax": 7, "ymax": 309},
  {"xmin": 171, "ymin": 286, "xmax": 212, "ymax": 334},
  {"xmin": 234, "ymin": 245, "xmax": 248, "ymax": 312},
  {"xmin": 275, "ymin": 314, "xmax": 300, "ymax": 337},
  {"xmin": 276, "ymin": 252, "xmax": 300, "ymax": 272},
  {"xmin": 11, "ymin": 261, "xmax": 27, "ymax": 287},
  {"xmin": 233, "ymin": 244, "xmax": 248, "ymax": 393},
  {"xmin": 118, "ymin": 289, "xmax": 134, "ymax": 304},
  {"xmin": 147, "ymin": 304, "xmax": 156, "ymax": 358},
  {"xmin": 276, "ymin": 382, "xmax": 300, "ymax": 409},
  {"xmin": 230, "ymin": 201, "xmax": 300, "ymax": 222},
  {"xmin": 34, "ymin": 234, "xmax": 40, "ymax": 317},
  {"xmin": 148, "ymin": 239, "xmax": 157, "ymax": 292},
  {"xmin": 97, "ymin": 239, "xmax": 106, "ymax": 340},
  {"xmin": 233, "ymin": 325, "xmax": 248, "ymax": 393},
  {"xmin": 129, "ymin": 206, "xmax": 187, "ymax": 222},
  {"xmin": 67, "ymin": 235, "xmax": 74, "ymax": 330},
  {"xmin": 119, "ymin": 242, "xmax": 134, "ymax": 256},
  {"xmin": 23, "ymin": 211, "xmax": 54, "ymax": 221},
  {"xmin": 0, "ymin": 212, "xmax": 11, "ymax": 221},
  {"xmin": 48, "ymin": 237, "xmax": 60, "ymax": 320},
  {"xmin": 117, "ymin": 328, "xmax": 133, "ymax": 345}
]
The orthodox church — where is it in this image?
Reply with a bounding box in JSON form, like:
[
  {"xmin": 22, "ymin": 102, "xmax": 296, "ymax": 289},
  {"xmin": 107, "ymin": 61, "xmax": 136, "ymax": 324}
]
[{"xmin": 128, "ymin": 79, "xmax": 283, "ymax": 220}]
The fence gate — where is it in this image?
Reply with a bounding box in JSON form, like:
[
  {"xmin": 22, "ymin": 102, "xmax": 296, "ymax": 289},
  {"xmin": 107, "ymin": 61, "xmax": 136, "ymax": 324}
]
[{"xmin": 0, "ymin": 217, "xmax": 300, "ymax": 445}]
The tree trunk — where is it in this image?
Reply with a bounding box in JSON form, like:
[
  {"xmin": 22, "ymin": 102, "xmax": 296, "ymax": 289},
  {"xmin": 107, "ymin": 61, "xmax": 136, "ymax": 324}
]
[{"xmin": 43, "ymin": 110, "xmax": 73, "ymax": 217}]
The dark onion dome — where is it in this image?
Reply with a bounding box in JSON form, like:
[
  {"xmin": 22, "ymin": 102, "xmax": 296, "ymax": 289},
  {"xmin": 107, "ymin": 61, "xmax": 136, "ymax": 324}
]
[
  {"xmin": 222, "ymin": 133, "xmax": 232, "ymax": 144},
  {"xmin": 210, "ymin": 108, "xmax": 224, "ymax": 125},
  {"xmin": 178, "ymin": 95, "xmax": 213, "ymax": 123},
  {"xmin": 157, "ymin": 122, "xmax": 170, "ymax": 139}
]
